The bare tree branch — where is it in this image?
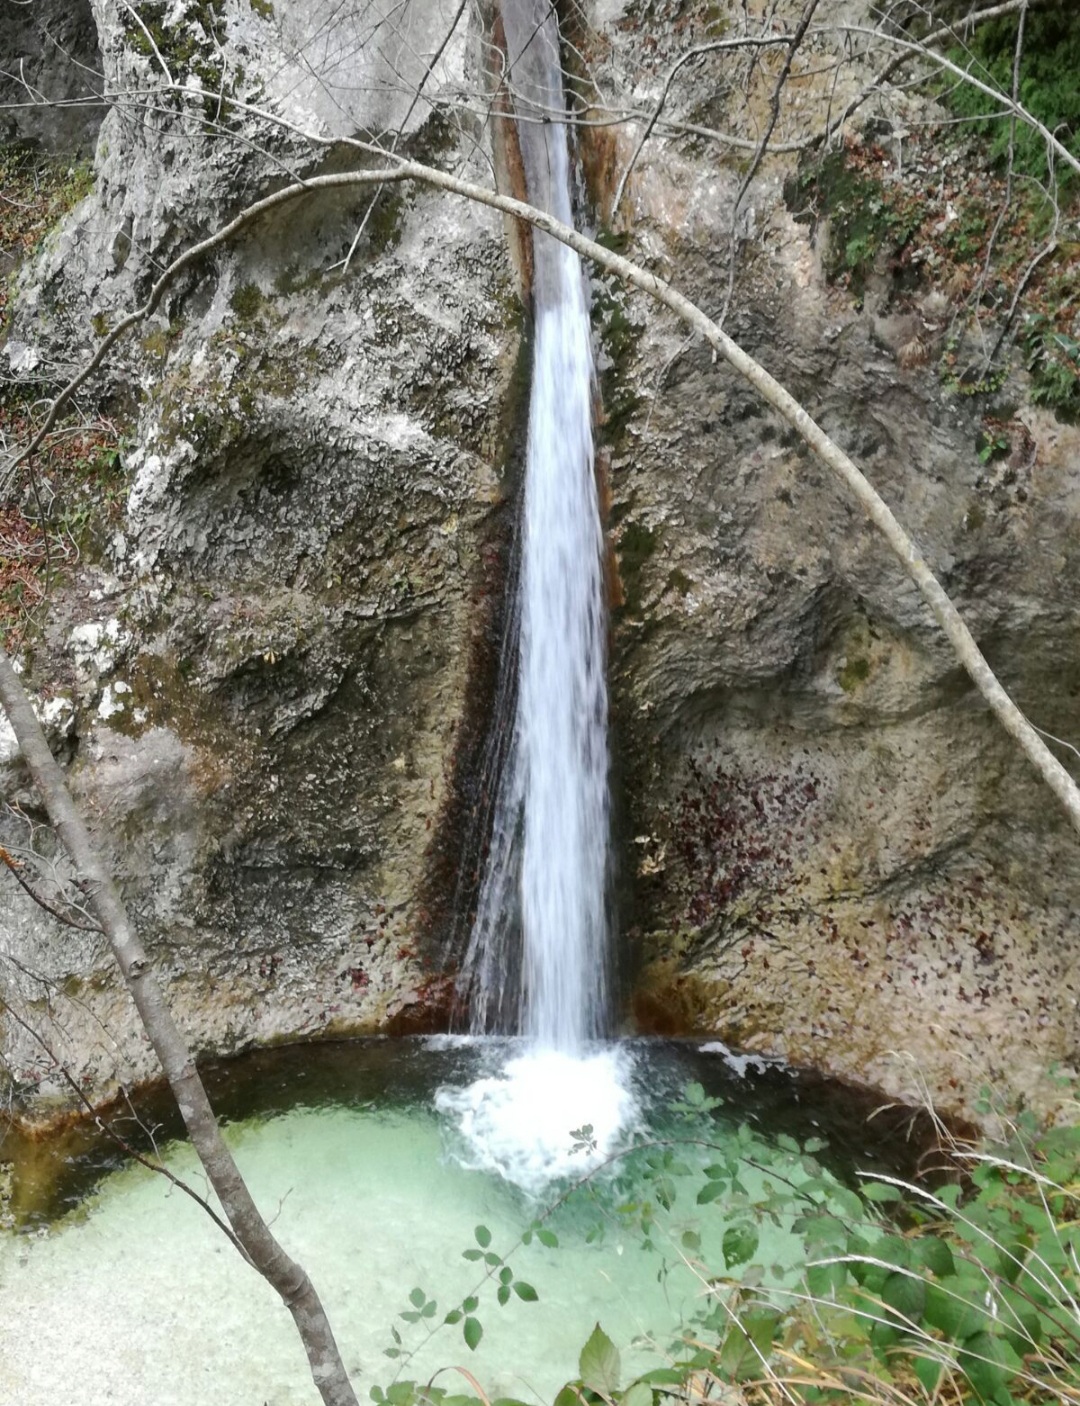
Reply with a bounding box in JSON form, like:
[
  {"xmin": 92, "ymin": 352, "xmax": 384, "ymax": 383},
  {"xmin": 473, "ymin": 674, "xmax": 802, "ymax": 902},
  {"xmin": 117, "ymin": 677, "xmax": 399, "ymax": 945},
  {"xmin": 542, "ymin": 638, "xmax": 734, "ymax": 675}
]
[
  {"xmin": 0, "ymin": 996, "xmax": 251, "ymax": 1260},
  {"xmin": 4, "ymin": 138, "xmax": 1079, "ymax": 828},
  {"xmin": 719, "ymin": 0, "xmax": 824, "ymax": 327},
  {"xmin": 0, "ymin": 844, "xmax": 104, "ymax": 933},
  {"xmin": 611, "ymin": 33, "xmax": 796, "ymax": 216},
  {"xmin": 833, "ymin": 19, "xmax": 1080, "ymax": 178}
]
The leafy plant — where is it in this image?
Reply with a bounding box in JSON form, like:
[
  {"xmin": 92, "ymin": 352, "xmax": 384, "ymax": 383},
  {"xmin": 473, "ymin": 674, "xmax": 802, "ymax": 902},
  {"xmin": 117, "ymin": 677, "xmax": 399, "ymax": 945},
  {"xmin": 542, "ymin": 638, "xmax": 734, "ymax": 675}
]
[
  {"xmin": 939, "ymin": 12, "xmax": 1080, "ymax": 187},
  {"xmin": 376, "ymin": 1086, "xmax": 1080, "ymax": 1406}
]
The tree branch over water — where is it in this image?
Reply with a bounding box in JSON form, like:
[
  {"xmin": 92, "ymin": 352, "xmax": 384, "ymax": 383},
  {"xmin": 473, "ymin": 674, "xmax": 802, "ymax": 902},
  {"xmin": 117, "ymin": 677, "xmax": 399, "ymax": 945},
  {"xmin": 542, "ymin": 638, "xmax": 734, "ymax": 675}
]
[{"xmin": 5, "ymin": 135, "xmax": 1078, "ymax": 837}]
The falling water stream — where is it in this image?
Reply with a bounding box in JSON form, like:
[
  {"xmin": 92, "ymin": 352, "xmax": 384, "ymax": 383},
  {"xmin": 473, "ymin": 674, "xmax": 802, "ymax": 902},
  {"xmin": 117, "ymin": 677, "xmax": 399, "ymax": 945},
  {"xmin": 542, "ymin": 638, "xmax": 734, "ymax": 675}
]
[
  {"xmin": 459, "ymin": 0, "xmax": 609, "ymax": 1049},
  {"xmin": 436, "ymin": 0, "xmax": 634, "ymax": 1185}
]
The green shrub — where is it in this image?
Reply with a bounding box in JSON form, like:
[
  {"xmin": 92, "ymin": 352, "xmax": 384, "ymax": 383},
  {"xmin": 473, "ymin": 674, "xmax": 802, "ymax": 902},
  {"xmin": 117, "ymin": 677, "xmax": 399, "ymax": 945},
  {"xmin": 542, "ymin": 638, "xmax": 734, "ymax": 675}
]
[
  {"xmin": 377, "ymin": 1088, "xmax": 1080, "ymax": 1406},
  {"xmin": 940, "ymin": 12, "xmax": 1080, "ymax": 186}
]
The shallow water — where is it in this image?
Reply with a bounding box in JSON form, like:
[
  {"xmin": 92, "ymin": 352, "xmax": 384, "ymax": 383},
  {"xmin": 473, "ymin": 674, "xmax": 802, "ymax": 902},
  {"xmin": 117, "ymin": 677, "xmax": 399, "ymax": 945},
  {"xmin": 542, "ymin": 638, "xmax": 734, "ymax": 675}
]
[{"xmin": 0, "ymin": 1039, "xmax": 916, "ymax": 1406}]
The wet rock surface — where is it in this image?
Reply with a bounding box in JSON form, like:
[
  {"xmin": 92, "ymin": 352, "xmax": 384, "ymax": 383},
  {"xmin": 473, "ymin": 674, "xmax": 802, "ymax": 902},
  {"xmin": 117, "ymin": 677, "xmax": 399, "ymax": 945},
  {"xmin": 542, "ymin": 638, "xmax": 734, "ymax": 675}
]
[
  {"xmin": 1, "ymin": 0, "xmax": 515, "ymax": 1109},
  {"xmin": 1, "ymin": 0, "xmax": 1078, "ymax": 1124}
]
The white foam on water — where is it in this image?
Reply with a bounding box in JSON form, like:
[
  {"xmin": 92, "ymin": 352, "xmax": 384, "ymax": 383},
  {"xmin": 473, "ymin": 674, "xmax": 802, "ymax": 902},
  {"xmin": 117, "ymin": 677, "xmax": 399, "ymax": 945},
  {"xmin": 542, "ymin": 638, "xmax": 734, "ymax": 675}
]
[
  {"xmin": 699, "ymin": 1040, "xmax": 785, "ymax": 1079},
  {"xmin": 436, "ymin": 1046, "xmax": 638, "ymax": 1194}
]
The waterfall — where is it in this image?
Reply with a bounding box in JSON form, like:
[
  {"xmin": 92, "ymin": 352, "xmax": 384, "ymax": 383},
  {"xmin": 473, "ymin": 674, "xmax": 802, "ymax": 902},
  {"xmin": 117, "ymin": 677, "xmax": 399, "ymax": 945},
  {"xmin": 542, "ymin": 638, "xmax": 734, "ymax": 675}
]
[
  {"xmin": 459, "ymin": 0, "xmax": 610, "ymax": 1053},
  {"xmin": 437, "ymin": 2, "xmax": 632, "ymax": 1191}
]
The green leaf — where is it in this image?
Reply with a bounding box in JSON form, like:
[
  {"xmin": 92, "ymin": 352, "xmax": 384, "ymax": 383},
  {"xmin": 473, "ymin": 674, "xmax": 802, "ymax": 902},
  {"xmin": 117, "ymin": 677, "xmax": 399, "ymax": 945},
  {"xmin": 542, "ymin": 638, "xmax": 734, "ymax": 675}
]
[
  {"xmin": 912, "ymin": 1354, "xmax": 944, "ymax": 1396},
  {"xmin": 621, "ymin": 1381, "xmax": 653, "ymax": 1406},
  {"xmin": 497, "ymin": 1285, "xmax": 510, "ymax": 1307},
  {"xmin": 462, "ymin": 1296, "xmax": 478, "ymax": 1314},
  {"xmin": 444, "ymin": 1309, "xmax": 463, "ymax": 1325},
  {"xmin": 832, "ymin": 1187, "xmax": 866, "ymax": 1221},
  {"xmin": 681, "ymin": 1230, "xmax": 701, "ymax": 1253},
  {"xmin": 914, "ymin": 1236, "xmax": 955, "ymax": 1278},
  {"xmin": 553, "ymin": 1388, "xmax": 580, "ymax": 1406},
  {"xmin": 475, "ymin": 1225, "xmax": 492, "ymax": 1249},
  {"xmin": 636, "ymin": 1369, "xmax": 685, "ymax": 1387},
  {"xmin": 463, "ymin": 1317, "xmax": 483, "ymax": 1352},
  {"xmin": 862, "ymin": 1181, "xmax": 903, "ymax": 1204},
  {"xmin": 882, "ymin": 1269, "xmax": 926, "ymax": 1325},
  {"xmin": 800, "ymin": 1213, "xmax": 848, "ymax": 1247},
  {"xmin": 499, "ymin": 1266, "xmax": 513, "ymax": 1286},
  {"xmin": 537, "ymin": 1228, "xmax": 559, "ymax": 1249},
  {"xmin": 513, "ymin": 1281, "xmax": 539, "ymax": 1302},
  {"xmin": 924, "ymin": 1283, "xmax": 988, "ymax": 1341},
  {"xmin": 957, "ymin": 1331, "xmax": 1011, "ymax": 1405},
  {"xmin": 869, "ymin": 1319, "xmax": 901, "ymax": 1358},
  {"xmin": 718, "ymin": 1309, "xmax": 780, "ymax": 1381},
  {"xmin": 409, "ymin": 1287, "xmax": 425, "ymax": 1308},
  {"xmin": 806, "ymin": 1259, "xmax": 847, "ymax": 1296},
  {"xmin": 999, "ymin": 1285, "xmax": 1043, "ymax": 1350},
  {"xmin": 580, "ymin": 1322, "xmax": 621, "ymax": 1396},
  {"xmin": 462, "ymin": 1248, "xmax": 483, "ymax": 1261},
  {"xmin": 484, "ymin": 1252, "xmax": 502, "ymax": 1267},
  {"xmin": 696, "ymin": 1181, "xmax": 726, "ymax": 1205},
  {"xmin": 723, "ymin": 1223, "xmax": 759, "ymax": 1269}
]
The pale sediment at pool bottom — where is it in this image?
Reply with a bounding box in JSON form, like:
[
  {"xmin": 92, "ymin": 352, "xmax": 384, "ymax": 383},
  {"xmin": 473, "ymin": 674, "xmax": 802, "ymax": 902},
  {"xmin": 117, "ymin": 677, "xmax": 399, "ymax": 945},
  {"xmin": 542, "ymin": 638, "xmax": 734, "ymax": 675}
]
[{"xmin": 0, "ymin": 1085, "xmax": 818, "ymax": 1406}]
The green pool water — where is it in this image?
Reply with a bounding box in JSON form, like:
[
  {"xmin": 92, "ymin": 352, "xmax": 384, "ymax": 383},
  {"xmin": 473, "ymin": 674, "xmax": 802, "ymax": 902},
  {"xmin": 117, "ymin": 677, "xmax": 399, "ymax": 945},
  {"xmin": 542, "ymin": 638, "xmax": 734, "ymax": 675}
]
[{"xmin": 0, "ymin": 1038, "xmax": 910, "ymax": 1406}]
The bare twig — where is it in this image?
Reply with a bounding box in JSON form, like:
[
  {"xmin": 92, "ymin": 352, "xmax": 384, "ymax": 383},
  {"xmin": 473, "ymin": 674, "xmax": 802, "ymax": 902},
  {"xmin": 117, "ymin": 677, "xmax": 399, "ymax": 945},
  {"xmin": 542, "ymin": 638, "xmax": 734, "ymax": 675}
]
[
  {"xmin": 0, "ymin": 844, "xmax": 104, "ymax": 933},
  {"xmin": 611, "ymin": 33, "xmax": 795, "ymax": 217},
  {"xmin": 718, "ymin": 0, "xmax": 824, "ymax": 328},
  {"xmin": 0, "ymin": 997, "xmax": 251, "ymax": 1262},
  {"xmin": 0, "ymin": 654, "xmax": 360, "ymax": 1406}
]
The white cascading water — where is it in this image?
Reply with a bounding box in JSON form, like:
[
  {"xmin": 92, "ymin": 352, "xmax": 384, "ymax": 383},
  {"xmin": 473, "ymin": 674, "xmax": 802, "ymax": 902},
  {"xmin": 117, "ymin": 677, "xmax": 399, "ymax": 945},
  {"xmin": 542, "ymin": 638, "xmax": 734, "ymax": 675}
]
[{"xmin": 436, "ymin": 0, "xmax": 635, "ymax": 1188}]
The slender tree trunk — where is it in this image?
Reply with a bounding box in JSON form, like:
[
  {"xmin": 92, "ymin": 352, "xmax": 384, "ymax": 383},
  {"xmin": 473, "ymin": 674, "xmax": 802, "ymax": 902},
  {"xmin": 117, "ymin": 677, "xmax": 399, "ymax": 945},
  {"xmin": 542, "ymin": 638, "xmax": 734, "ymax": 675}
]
[
  {"xmin": 389, "ymin": 157, "xmax": 1080, "ymax": 839},
  {"xmin": 0, "ymin": 652, "xmax": 359, "ymax": 1406}
]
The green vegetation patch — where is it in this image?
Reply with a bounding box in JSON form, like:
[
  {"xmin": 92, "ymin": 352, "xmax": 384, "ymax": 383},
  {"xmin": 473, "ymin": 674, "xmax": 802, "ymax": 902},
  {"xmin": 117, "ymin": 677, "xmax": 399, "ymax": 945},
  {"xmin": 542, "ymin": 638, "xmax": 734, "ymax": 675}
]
[
  {"xmin": 119, "ymin": 1, "xmax": 251, "ymax": 123},
  {"xmin": 786, "ymin": 129, "xmax": 1080, "ymax": 420},
  {"xmin": 0, "ymin": 145, "xmax": 94, "ymax": 325},
  {"xmin": 938, "ymin": 10, "xmax": 1080, "ymax": 187},
  {"xmin": 784, "ymin": 142, "xmax": 923, "ymax": 297},
  {"xmin": 377, "ymin": 1084, "xmax": 1080, "ymax": 1406}
]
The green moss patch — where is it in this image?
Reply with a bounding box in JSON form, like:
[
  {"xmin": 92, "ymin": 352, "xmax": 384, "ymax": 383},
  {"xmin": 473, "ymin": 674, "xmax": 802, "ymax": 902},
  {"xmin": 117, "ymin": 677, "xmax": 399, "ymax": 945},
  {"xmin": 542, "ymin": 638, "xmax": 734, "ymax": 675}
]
[
  {"xmin": 787, "ymin": 127, "xmax": 1080, "ymax": 421},
  {"xmin": 0, "ymin": 145, "xmax": 94, "ymax": 325}
]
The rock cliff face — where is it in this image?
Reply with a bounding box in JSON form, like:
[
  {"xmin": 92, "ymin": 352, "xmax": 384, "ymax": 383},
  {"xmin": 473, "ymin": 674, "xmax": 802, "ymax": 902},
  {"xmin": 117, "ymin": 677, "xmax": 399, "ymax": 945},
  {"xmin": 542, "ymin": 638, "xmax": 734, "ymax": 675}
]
[
  {"xmin": 579, "ymin": 2, "xmax": 1080, "ymax": 1120},
  {"xmin": 1, "ymin": 0, "xmax": 1077, "ymax": 1123},
  {"xmin": 1, "ymin": 0, "xmax": 519, "ymax": 1105}
]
